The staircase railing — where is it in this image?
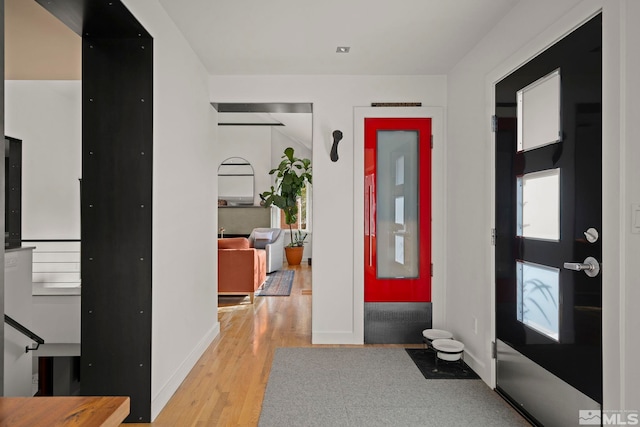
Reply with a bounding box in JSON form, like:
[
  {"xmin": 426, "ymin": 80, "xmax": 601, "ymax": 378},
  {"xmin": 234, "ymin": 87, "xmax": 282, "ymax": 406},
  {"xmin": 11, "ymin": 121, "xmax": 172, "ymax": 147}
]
[
  {"xmin": 23, "ymin": 239, "xmax": 81, "ymax": 295},
  {"xmin": 4, "ymin": 314, "xmax": 45, "ymax": 352}
]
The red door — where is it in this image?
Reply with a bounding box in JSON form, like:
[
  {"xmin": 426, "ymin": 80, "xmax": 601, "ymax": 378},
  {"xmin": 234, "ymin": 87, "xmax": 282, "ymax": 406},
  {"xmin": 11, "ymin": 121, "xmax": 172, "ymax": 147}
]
[{"xmin": 364, "ymin": 118, "xmax": 431, "ymax": 302}]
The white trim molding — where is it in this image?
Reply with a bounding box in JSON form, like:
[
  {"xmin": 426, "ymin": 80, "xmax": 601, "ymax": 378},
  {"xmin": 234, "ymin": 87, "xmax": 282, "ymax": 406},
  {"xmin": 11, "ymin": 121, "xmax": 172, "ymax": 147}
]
[{"xmin": 353, "ymin": 106, "xmax": 446, "ymax": 343}]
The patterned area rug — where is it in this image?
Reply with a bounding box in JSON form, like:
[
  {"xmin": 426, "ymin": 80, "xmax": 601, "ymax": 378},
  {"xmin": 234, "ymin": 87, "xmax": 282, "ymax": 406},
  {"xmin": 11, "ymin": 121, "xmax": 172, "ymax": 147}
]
[
  {"xmin": 256, "ymin": 270, "xmax": 294, "ymax": 296},
  {"xmin": 406, "ymin": 348, "xmax": 480, "ymax": 379}
]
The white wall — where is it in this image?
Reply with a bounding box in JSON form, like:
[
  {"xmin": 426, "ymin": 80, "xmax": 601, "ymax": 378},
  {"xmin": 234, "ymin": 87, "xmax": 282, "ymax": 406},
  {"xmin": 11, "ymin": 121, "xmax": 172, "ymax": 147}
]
[
  {"xmin": 447, "ymin": 0, "xmax": 639, "ymax": 412},
  {"xmin": 210, "ymin": 75, "xmax": 447, "ymax": 343},
  {"xmin": 122, "ymin": 0, "xmax": 219, "ymax": 420},
  {"xmin": 31, "ymin": 295, "xmax": 80, "ymax": 343},
  {"xmin": 4, "ymin": 81, "xmax": 81, "ymax": 239},
  {"xmin": 271, "ymin": 127, "xmax": 312, "ymax": 168},
  {"xmin": 5, "ymin": 82, "xmax": 82, "ymax": 352},
  {"xmin": 218, "ymin": 126, "xmax": 271, "ymax": 205}
]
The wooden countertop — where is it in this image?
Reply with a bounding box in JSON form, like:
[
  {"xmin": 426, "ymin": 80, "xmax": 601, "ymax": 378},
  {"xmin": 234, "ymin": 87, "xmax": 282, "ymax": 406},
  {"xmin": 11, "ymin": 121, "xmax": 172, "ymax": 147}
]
[{"xmin": 0, "ymin": 396, "xmax": 129, "ymax": 427}]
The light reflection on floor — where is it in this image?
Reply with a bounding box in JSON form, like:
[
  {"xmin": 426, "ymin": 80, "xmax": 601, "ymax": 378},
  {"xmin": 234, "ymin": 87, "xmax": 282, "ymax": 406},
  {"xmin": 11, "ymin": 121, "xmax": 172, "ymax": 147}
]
[{"xmin": 218, "ymin": 295, "xmax": 253, "ymax": 311}]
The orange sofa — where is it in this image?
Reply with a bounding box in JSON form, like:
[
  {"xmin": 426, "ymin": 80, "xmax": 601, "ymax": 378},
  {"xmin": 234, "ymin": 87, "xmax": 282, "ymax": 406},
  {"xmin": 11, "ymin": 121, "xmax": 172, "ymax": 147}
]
[{"xmin": 218, "ymin": 237, "xmax": 266, "ymax": 303}]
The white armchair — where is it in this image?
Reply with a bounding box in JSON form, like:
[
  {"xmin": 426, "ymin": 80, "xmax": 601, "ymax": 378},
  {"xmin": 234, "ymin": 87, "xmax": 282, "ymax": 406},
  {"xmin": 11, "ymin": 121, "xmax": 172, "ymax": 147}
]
[{"xmin": 249, "ymin": 228, "xmax": 284, "ymax": 273}]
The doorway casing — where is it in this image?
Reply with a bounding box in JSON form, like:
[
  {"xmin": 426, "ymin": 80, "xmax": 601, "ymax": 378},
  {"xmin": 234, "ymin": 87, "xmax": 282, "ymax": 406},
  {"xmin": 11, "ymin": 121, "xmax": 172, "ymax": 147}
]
[
  {"xmin": 487, "ymin": 0, "xmax": 625, "ymax": 419},
  {"xmin": 353, "ymin": 106, "xmax": 445, "ymax": 346}
]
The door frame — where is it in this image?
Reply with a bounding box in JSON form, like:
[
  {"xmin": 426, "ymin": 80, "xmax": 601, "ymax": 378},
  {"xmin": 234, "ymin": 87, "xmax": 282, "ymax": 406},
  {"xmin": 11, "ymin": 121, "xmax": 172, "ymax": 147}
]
[
  {"xmin": 488, "ymin": 2, "xmax": 621, "ymax": 399},
  {"xmin": 354, "ymin": 106, "xmax": 445, "ymax": 343}
]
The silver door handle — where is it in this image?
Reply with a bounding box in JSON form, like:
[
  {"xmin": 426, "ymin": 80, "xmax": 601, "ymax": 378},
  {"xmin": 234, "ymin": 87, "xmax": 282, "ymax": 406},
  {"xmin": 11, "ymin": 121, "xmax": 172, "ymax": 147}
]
[{"xmin": 563, "ymin": 256, "xmax": 600, "ymax": 277}]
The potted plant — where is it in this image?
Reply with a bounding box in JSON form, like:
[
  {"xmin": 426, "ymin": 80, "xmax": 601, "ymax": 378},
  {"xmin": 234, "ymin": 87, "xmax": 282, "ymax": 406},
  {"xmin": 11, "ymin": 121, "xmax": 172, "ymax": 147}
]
[{"xmin": 260, "ymin": 147, "xmax": 312, "ymax": 265}]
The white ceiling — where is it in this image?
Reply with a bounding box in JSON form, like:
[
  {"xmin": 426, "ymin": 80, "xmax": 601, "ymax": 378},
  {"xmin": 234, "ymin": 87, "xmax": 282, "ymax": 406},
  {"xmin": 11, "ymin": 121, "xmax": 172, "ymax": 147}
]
[
  {"xmin": 159, "ymin": 0, "xmax": 521, "ymax": 144},
  {"xmin": 158, "ymin": 0, "xmax": 521, "ymax": 75},
  {"xmin": 6, "ymin": 0, "xmax": 521, "ymax": 146}
]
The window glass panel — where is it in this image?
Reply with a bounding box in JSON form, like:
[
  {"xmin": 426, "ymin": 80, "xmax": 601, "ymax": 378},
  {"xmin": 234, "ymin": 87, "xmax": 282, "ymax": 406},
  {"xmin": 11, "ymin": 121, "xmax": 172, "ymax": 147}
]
[
  {"xmin": 517, "ymin": 168, "xmax": 560, "ymax": 241},
  {"xmin": 394, "ymin": 235, "xmax": 405, "ymax": 264},
  {"xmin": 517, "ymin": 261, "xmax": 560, "ymax": 341},
  {"xmin": 395, "ymin": 155, "xmax": 405, "ymax": 185},
  {"xmin": 377, "ymin": 131, "xmax": 419, "ymax": 278},
  {"xmin": 394, "ymin": 196, "xmax": 404, "ymax": 225},
  {"xmin": 278, "ymin": 186, "xmax": 311, "ymax": 231},
  {"xmin": 517, "ymin": 69, "xmax": 561, "ymax": 152}
]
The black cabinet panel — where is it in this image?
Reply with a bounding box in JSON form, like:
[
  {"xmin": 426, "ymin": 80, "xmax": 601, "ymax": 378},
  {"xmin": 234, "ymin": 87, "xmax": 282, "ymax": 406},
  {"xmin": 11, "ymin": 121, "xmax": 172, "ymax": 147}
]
[{"xmin": 80, "ymin": 26, "xmax": 153, "ymax": 427}]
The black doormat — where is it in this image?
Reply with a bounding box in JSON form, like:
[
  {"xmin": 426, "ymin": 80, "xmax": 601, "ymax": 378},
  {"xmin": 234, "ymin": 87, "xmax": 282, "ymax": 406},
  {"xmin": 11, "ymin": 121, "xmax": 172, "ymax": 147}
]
[{"xmin": 406, "ymin": 348, "xmax": 480, "ymax": 380}]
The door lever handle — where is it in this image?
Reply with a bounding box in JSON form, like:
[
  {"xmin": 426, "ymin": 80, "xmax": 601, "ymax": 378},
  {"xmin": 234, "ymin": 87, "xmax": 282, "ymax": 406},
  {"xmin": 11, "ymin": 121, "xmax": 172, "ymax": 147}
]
[{"xmin": 563, "ymin": 256, "xmax": 600, "ymax": 277}]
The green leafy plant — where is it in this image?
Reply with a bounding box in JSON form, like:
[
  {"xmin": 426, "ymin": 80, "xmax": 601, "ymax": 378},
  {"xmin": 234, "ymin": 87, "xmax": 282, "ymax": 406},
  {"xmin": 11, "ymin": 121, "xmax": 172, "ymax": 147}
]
[{"xmin": 260, "ymin": 147, "xmax": 312, "ymax": 247}]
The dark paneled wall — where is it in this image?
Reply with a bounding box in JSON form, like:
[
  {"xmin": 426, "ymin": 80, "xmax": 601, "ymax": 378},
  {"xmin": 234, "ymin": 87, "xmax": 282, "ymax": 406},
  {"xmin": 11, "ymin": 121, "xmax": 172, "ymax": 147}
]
[
  {"xmin": 38, "ymin": 0, "xmax": 154, "ymax": 422},
  {"xmin": 81, "ymin": 36, "xmax": 153, "ymax": 422}
]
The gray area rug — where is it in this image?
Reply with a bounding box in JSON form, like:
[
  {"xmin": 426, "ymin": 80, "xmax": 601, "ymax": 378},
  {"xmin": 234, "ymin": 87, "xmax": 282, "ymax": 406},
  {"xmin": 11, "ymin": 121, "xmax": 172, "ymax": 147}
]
[{"xmin": 259, "ymin": 348, "xmax": 530, "ymax": 427}]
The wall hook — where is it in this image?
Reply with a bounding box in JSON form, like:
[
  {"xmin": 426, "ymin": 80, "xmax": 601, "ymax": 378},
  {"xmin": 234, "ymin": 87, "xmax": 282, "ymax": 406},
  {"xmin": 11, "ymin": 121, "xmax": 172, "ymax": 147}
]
[{"xmin": 330, "ymin": 130, "xmax": 343, "ymax": 162}]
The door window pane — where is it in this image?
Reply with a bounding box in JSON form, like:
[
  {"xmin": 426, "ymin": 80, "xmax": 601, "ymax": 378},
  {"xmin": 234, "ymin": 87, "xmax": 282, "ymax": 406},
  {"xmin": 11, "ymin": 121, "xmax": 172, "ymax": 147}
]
[
  {"xmin": 394, "ymin": 196, "xmax": 404, "ymax": 225},
  {"xmin": 517, "ymin": 168, "xmax": 560, "ymax": 241},
  {"xmin": 377, "ymin": 131, "xmax": 419, "ymax": 278},
  {"xmin": 517, "ymin": 261, "xmax": 560, "ymax": 341},
  {"xmin": 394, "ymin": 235, "xmax": 405, "ymax": 264},
  {"xmin": 395, "ymin": 156, "xmax": 405, "ymax": 185},
  {"xmin": 517, "ymin": 69, "xmax": 562, "ymax": 152}
]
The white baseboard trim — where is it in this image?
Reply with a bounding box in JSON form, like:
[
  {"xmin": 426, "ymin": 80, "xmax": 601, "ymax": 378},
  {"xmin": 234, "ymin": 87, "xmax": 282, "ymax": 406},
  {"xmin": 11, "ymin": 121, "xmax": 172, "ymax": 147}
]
[
  {"xmin": 312, "ymin": 331, "xmax": 363, "ymax": 345},
  {"xmin": 463, "ymin": 348, "xmax": 490, "ymax": 386},
  {"xmin": 151, "ymin": 322, "xmax": 220, "ymax": 421}
]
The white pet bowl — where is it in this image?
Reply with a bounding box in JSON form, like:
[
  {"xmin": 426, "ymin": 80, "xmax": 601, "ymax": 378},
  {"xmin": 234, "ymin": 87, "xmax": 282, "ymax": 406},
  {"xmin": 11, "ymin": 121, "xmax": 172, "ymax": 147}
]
[{"xmin": 432, "ymin": 338, "xmax": 465, "ymax": 361}]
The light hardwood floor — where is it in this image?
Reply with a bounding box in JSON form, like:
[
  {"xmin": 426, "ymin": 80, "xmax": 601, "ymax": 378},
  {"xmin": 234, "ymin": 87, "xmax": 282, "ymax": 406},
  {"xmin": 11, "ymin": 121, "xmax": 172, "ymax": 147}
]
[{"xmin": 127, "ymin": 264, "xmax": 413, "ymax": 427}]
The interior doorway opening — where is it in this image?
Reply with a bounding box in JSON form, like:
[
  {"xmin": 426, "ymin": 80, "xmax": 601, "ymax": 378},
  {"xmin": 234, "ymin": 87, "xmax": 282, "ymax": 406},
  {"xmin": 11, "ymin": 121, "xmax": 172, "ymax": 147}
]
[
  {"xmin": 213, "ymin": 101, "xmax": 314, "ymax": 313},
  {"xmin": 213, "ymin": 102, "xmax": 313, "ymax": 259}
]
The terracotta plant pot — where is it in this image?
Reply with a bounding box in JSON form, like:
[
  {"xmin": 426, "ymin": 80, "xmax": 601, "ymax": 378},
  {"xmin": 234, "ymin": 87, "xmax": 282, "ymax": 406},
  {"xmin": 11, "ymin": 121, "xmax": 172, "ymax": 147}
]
[{"xmin": 285, "ymin": 246, "xmax": 304, "ymax": 265}]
